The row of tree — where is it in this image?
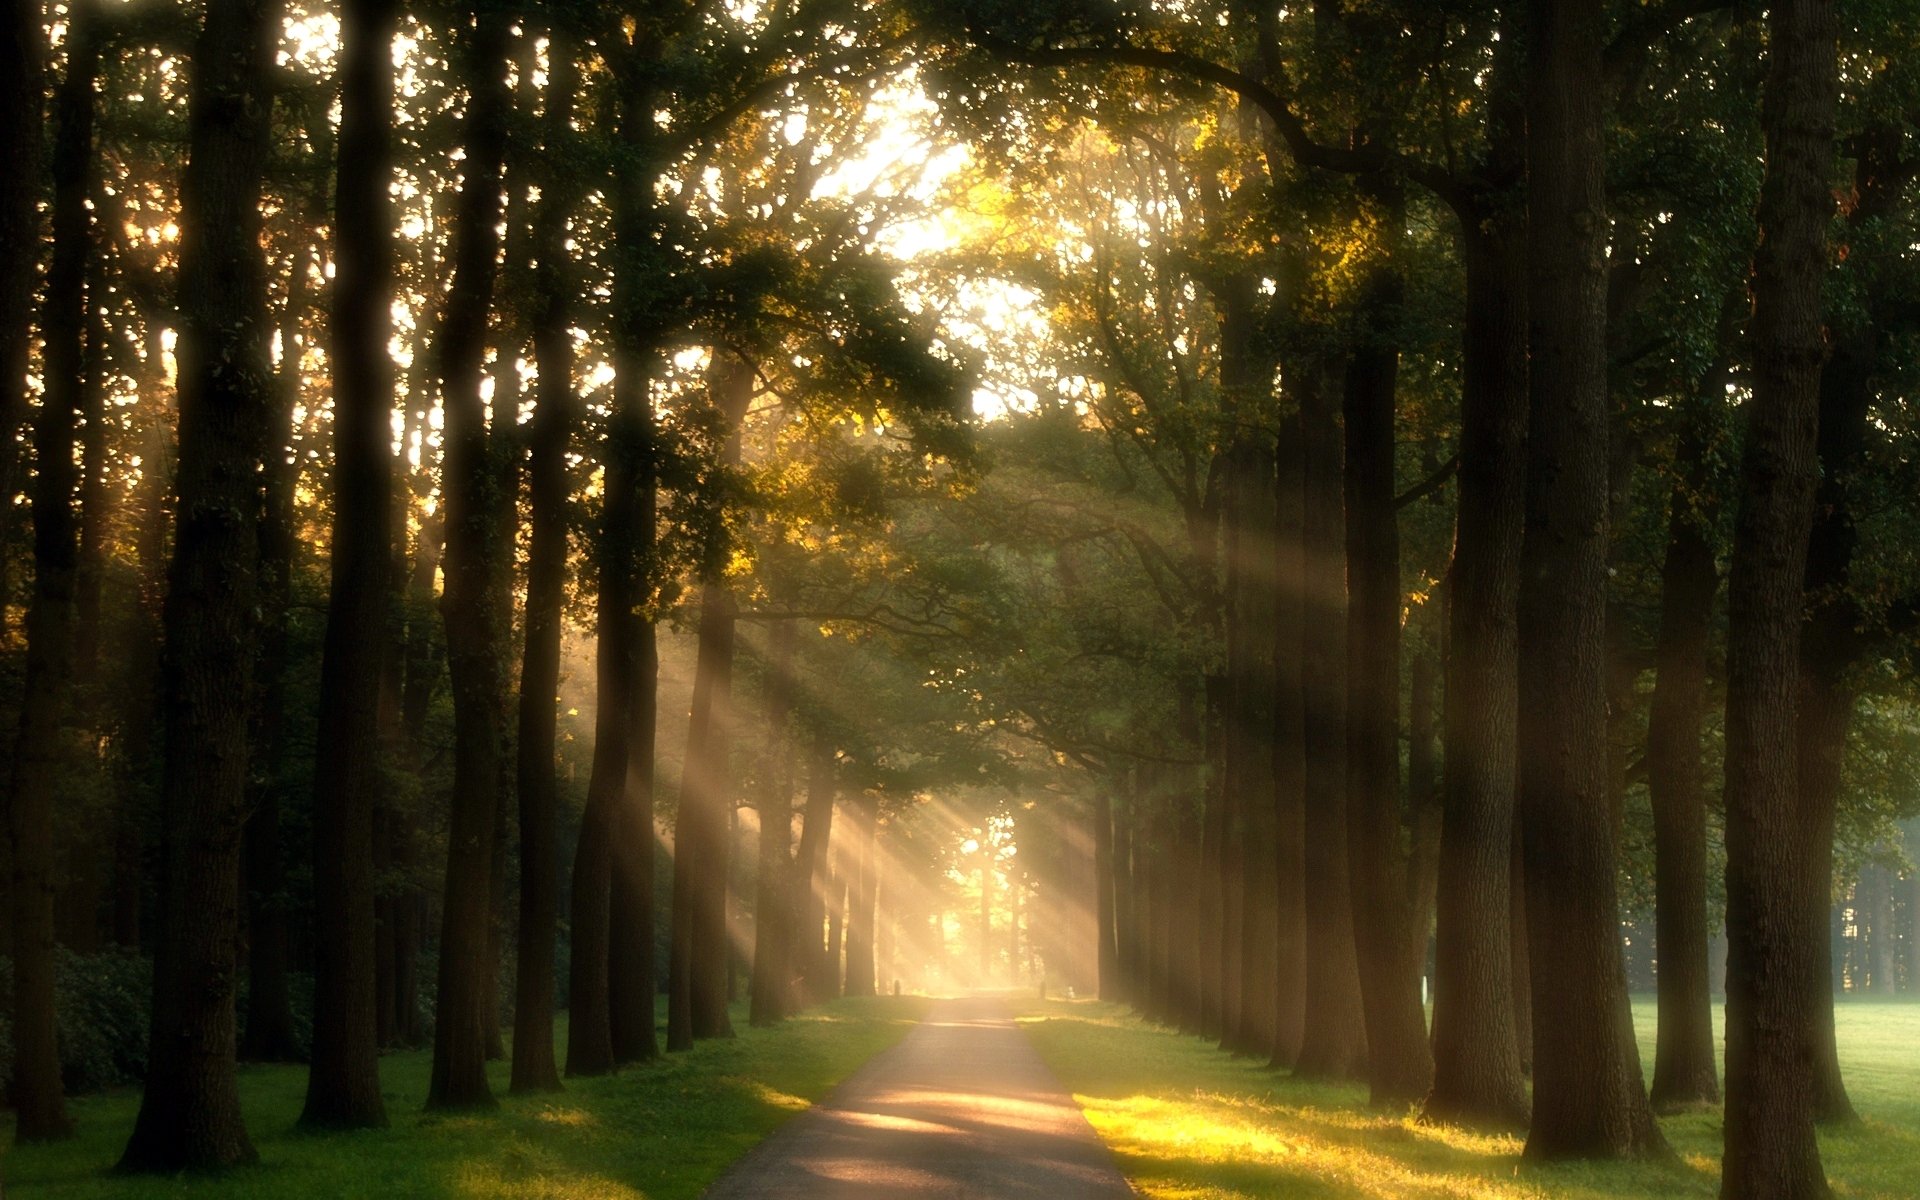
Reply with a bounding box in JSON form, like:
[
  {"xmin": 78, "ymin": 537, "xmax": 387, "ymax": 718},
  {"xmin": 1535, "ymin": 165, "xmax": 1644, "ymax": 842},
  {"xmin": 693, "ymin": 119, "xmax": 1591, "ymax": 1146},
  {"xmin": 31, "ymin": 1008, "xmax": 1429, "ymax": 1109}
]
[
  {"xmin": 884, "ymin": 2, "xmax": 1916, "ymax": 1198},
  {"xmin": 0, "ymin": 0, "xmax": 1006, "ymax": 1172}
]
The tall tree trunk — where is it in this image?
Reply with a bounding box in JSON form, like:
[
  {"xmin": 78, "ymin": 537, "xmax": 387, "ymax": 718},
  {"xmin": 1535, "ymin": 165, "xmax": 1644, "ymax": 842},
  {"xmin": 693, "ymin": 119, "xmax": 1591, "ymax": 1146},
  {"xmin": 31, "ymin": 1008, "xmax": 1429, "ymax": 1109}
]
[
  {"xmin": 564, "ymin": 283, "xmax": 646, "ymax": 1077},
  {"xmin": 750, "ymin": 621, "xmax": 797, "ymax": 1025},
  {"xmin": 671, "ymin": 352, "xmax": 752, "ymax": 1042},
  {"xmin": 827, "ymin": 871, "xmax": 847, "ymax": 997},
  {"xmin": 1223, "ymin": 423, "xmax": 1279, "ymax": 1059},
  {"xmin": 1343, "ymin": 253, "xmax": 1430, "ymax": 1108},
  {"xmin": 1093, "ymin": 789, "xmax": 1118, "ymax": 1001},
  {"xmin": 1111, "ymin": 783, "xmax": 1136, "ymax": 1005},
  {"xmin": 118, "ymin": 0, "xmax": 282, "ymax": 1167},
  {"xmin": 299, "ymin": 0, "xmax": 398, "ymax": 1128},
  {"xmin": 1295, "ymin": 372, "xmax": 1367, "ymax": 1080},
  {"xmin": 1517, "ymin": 0, "xmax": 1664, "ymax": 1160},
  {"xmin": 1789, "ymin": 116, "xmax": 1912, "ymax": 1128},
  {"xmin": 1722, "ymin": 1, "xmax": 1842, "ymax": 1193},
  {"xmin": 609, "ymin": 613, "xmax": 661, "ymax": 1062},
  {"xmin": 7, "ymin": 6, "xmax": 96, "ymax": 1140},
  {"xmin": 1426, "ymin": 215, "xmax": 1529, "ymax": 1127},
  {"xmin": 672, "ymin": 579, "xmax": 743, "ymax": 1041},
  {"xmin": 239, "ymin": 243, "xmax": 309, "ymax": 1066},
  {"xmin": 845, "ymin": 794, "xmax": 878, "ymax": 998},
  {"xmin": 1646, "ymin": 350, "xmax": 1729, "ymax": 1114},
  {"xmin": 794, "ymin": 733, "xmax": 837, "ymax": 1005},
  {"xmin": 0, "ymin": 0, "xmax": 44, "ymax": 638},
  {"xmin": 426, "ymin": 7, "xmax": 513, "ymax": 1112},
  {"xmin": 113, "ymin": 356, "xmax": 173, "ymax": 954},
  {"xmin": 508, "ymin": 28, "xmax": 576, "ymax": 1097}
]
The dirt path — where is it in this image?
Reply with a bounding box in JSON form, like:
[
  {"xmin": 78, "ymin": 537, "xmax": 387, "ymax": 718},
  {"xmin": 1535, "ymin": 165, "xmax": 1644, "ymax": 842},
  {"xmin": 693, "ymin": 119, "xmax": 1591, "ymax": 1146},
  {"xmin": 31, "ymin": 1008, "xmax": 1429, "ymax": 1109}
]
[{"xmin": 702, "ymin": 996, "xmax": 1134, "ymax": 1198}]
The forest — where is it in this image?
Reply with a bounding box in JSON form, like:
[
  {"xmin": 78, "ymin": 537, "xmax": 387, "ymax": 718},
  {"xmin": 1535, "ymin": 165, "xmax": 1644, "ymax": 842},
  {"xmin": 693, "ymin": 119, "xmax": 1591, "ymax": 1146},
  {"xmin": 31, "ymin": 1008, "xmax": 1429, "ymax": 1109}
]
[{"xmin": 1, "ymin": 0, "xmax": 1918, "ymax": 1198}]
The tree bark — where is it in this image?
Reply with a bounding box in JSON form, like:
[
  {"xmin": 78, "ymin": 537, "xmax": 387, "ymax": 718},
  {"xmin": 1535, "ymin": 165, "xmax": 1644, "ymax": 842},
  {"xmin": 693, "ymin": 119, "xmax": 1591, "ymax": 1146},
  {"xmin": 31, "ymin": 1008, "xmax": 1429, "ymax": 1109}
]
[
  {"xmin": 1295, "ymin": 373, "xmax": 1366, "ymax": 1080},
  {"xmin": 118, "ymin": 0, "xmax": 282, "ymax": 1167},
  {"xmin": 298, "ymin": 0, "xmax": 398, "ymax": 1128},
  {"xmin": 749, "ymin": 621, "xmax": 799, "ymax": 1024},
  {"xmin": 507, "ymin": 26, "xmax": 577, "ymax": 1097},
  {"xmin": 1721, "ymin": 1, "xmax": 1842, "ymax": 1193},
  {"xmin": 0, "ymin": 0, "xmax": 44, "ymax": 638},
  {"xmin": 426, "ymin": 7, "xmax": 513, "ymax": 1112},
  {"xmin": 845, "ymin": 794, "xmax": 879, "ymax": 998},
  {"xmin": 794, "ymin": 734, "xmax": 838, "ymax": 1005},
  {"xmin": 1222, "ymin": 424, "xmax": 1279, "ymax": 1059},
  {"xmin": 1646, "ymin": 345, "xmax": 1730, "ymax": 1114},
  {"xmin": 239, "ymin": 241, "xmax": 309, "ymax": 1066},
  {"xmin": 1093, "ymin": 789, "xmax": 1118, "ymax": 1000},
  {"xmin": 6, "ymin": 5, "xmax": 96, "ymax": 1139},
  {"xmin": 1517, "ymin": 0, "xmax": 1664, "ymax": 1160},
  {"xmin": 1426, "ymin": 214, "xmax": 1529, "ymax": 1127},
  {"xmin": 1343, "ymin": 255, "xmax": 1430, "ymax": 1108}
]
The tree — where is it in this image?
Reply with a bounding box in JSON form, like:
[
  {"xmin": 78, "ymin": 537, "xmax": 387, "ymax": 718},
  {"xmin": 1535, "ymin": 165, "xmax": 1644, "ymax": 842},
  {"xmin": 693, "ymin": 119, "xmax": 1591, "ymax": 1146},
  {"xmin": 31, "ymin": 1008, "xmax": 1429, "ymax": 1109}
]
[
  {"xmin": 1721, "ymin": 0, "xmax": 1841, "ymax": 1193},
  {"xmin": 0, "ymin": 0, "xmax": 45, "ymax": 632},
  {"xmin": 1515, "ymin": 0, "xmax": 1665, "ymax": 1161},
  {"xmin": 1646, "ymin": 308, "xmax": 1735, "ymax": 1114},
  {"xmin": 426, "ymin": 5, "xmax": 513, "ymax": 1112},
  {"xmin": 1425, "ymin": 20, "xmax": 1530, "ymax": 1130},
  {"xmin": 6, "ymin": 0, "xmax": 97, "ymax": 1142},
  {"xmin": 118, "ymin": 0, "xmax": 283, "ymax": 1169},
  {"xmin": 510, "ymin": 22, "xmax": 577, "ymax": 1097},
  {"xmin": 300, "ymin": 0, "xmax": 397, "ymax": 1129}
]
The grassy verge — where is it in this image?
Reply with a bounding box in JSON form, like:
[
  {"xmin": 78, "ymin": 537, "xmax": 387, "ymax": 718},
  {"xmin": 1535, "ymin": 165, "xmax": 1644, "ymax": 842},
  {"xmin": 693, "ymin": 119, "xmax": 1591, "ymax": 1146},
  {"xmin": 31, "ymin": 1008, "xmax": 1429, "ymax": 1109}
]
[
  {"xmin": 1020, "ymin": 997, "xmax": 1920, "ymax": 1200},
  {"xmin": 4, "ymin": 995, "xmax": 927, "ymax": 1199}
]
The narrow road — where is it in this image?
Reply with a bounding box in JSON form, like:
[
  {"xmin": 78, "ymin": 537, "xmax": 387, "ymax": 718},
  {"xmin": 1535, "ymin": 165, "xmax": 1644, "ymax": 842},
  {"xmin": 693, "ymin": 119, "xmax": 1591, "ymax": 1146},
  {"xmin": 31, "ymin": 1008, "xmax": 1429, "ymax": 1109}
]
[{"xmin": 703, "ymin": 996, "xmax": 1135, "ymax": 1199}]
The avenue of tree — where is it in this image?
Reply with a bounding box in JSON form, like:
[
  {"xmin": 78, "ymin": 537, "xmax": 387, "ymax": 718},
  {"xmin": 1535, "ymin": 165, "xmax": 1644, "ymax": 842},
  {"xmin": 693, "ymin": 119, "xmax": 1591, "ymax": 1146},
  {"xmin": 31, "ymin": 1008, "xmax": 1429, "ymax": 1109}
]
[{"xmin": 1, "ymin": 4, "xmax": 1918, "ymax": 1200}]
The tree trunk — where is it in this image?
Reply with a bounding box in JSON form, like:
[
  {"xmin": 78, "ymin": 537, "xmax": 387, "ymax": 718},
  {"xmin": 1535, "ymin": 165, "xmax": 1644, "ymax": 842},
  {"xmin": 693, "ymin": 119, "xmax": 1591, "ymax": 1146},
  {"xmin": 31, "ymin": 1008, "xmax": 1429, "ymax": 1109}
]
[
  {"xmin": 672, "ymin": 577, "xmax": 743, "ymax": 1042},
  {"xmin": 564, "ymin": 257, "xmax": 645, "ymax": 1076},
  {"xmin": 507, "ymin": 27, "xmax": 576, "ymax": 1096},
  {"xmin": 1093, "ymin": 790, "xmax": 1118, "ymax": 1001},
  {"xmin": 0, "ymin": 0, "xmax": 44, "ymax": 639},
  {"xmin": 1111, "ymin": 785, "xmax": 1136, "ymax": 1005},
  {"xmin": 750, "ymin": 621, "xmax": 797, "ymax": 1025},
  {"xmin": 794, "ymin": 734, "xmax": 837, "ymax": 1006},
  {"xmin": 239, "ymin": 240, "xmax": 310, "ymax": 1066},
  {"xmin": 426, "ymin": 7, "xmax": 513, "ymax": 1112},
  {"xmin": 1787, "ymin": 115, "xmax": 1912, "ymax": 1129},
  {"xmin": 827, "ymin": 872, "xmax": 847, "ymax": 997},
  {"xmin": 671, "ymin": 353, "xmax": 752, "ymax": 1043},
  {"xmin": 298, "ymin": 0, "xmax": 398, "ymax": 1128},
  {"xmin": 1517, "ymin": 0, "xmax": 1664, "ymax": 1160},
  {"xmin": 1721, "ymin": 2, "xmax": 1842, "ymax": 1194},
  {"xmin": 6, "ymin": 6, "xmax": 95, "ymax": 1139},
  {"xmin": 845, "ymin": 794, "xmax": 878, "ymax": 998},
  {"xmin": 118, "ymin": 0, "xmax": 281, "ymax": 1168},
  {"xmin": 1222, "ymin": 424, "xmax": 1279, "ymax": 1059},
  {"xmin": 1343, "ymin": 255, "xmax": 1430, "ymax": 1108},
  {"xmin": 1426, "ymin": 217, "xmax": 1529, "ymax": 1127},
  {"xmin": 1646, "ymin": 350, "xmax": 1728, "ymax": 1114},
  {"xmin": 1295, "ymin": 374, "xmax": 1366, "ymax": 1081}
]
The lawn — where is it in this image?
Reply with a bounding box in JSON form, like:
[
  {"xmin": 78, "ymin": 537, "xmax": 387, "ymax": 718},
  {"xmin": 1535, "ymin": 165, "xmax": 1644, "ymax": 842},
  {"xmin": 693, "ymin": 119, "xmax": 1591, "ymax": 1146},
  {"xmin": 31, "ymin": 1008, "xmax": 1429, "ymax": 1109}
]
[
  {"xmin": 1020, "ymin": 996, "xmax": 1920, "ymax": 1200},
  {"xmin": 3, "ymin": 995, "xmax": 927, "ymax": 1199}
]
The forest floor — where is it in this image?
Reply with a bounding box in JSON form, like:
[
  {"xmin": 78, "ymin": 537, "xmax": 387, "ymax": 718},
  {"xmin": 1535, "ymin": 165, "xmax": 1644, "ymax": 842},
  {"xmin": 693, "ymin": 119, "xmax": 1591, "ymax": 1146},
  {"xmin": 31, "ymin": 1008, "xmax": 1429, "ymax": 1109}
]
[
  {"xmin": 2, "ymin": 994, "xmax": 928, "ymax": 1199},
  {"xmin": 1022, "ymin": 996, "xmax": 1920, "ymax": 1200}
]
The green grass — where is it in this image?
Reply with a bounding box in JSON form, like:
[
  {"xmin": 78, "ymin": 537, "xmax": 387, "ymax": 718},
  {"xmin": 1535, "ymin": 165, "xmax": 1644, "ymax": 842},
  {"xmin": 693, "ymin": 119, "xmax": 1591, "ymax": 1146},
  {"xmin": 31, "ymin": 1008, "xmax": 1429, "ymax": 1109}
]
[
  {"xmin": 1019, "ymin": 996, "xmax": 1920, "ymax": 1200},
  {"xmin": 4, "ymin": 995, "xmax": 927, "ymax": 1198}
]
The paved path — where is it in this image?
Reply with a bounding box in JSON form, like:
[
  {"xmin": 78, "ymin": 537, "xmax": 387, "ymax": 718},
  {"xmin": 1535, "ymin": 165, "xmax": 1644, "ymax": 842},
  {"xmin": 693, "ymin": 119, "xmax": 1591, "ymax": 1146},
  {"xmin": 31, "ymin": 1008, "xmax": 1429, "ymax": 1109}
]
[{"xmin": 704, "ymin": 996, "xmax": 1134, "ymax": 1199}]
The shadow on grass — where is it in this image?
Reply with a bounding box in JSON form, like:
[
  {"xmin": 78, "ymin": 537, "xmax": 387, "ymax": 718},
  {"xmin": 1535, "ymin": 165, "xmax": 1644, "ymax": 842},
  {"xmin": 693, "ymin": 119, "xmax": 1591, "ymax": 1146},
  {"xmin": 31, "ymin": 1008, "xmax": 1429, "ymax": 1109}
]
[{"xmin": 6, "ymin": 996, "xmax": 928, "ymax": 1200}]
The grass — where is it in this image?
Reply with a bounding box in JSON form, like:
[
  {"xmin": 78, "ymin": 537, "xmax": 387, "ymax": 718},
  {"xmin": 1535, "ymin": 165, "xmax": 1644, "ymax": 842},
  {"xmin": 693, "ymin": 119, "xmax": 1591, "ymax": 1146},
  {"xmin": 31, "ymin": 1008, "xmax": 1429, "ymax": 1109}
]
[
  {"xmin": 1018, "ymin": 996, "xmax": 1920, "ymax": 1200},
  {"xmin": 3, "ymin": 995, "xmax": 927, "ymax": 1199}
]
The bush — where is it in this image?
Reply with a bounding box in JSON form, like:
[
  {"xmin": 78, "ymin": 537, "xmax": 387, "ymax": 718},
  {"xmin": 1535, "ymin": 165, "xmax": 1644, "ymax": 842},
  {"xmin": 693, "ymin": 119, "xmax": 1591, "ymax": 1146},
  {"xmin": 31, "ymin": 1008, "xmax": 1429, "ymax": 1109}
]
[{"xmin": 0, "ymin": 946, "xmax": 152, "ymax": 1098}]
